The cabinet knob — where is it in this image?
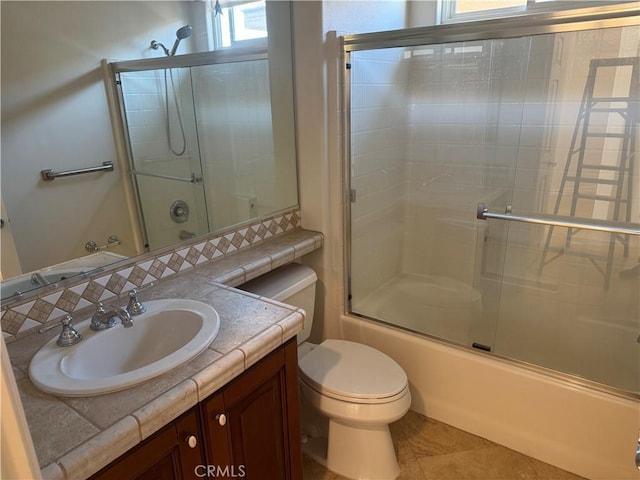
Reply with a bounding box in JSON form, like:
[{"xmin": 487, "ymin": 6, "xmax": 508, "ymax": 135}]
[
  {"xmin": 216, "ymin": 413, "xmax": 227, "ymax": 426},
  {"xmin": 185, "ymin": 435, "xmax": 198, "ymax": 449}
]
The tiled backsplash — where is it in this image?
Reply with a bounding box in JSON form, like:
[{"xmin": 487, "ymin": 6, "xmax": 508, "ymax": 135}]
[{"xmin": 1, "ymin": 210, "xmax": 300, "ymax": 341}]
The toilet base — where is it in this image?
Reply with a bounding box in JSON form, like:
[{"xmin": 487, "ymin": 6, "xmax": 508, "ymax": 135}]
[
  {"xmin": 327, "ymin": 419, "xmax": 400, "ymax": 480},
  {"xmin": 302, "ymin": 434, "xmax": 328, "ymax": 466}
]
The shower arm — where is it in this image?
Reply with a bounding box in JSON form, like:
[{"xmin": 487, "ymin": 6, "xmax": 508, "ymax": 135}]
[{"xmin": 150, "ymin": 40, "xmax": 170, "ymax": 56}]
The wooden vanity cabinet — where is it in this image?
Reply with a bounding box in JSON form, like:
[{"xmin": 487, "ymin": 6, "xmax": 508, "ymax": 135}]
[
  {"xmin": 90, "ymin": 408, "xmax": 203, "ymax": 480},
  {"xmin": 200, "ymin": 336, "xmax": 303, "ymax": 480},
  {"xmin": 89, "ymin": 337, "xmax": 302, "ymax": 480}
]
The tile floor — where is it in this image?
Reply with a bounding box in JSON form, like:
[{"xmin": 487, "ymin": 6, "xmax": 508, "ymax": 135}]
[{"xmin": 302, "ymin": 411, "xmax": 586, "ymax": 480}]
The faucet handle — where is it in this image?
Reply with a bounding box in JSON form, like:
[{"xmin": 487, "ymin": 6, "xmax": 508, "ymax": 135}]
[
  {"xmin": 127, "ymin": 284, "xmax": 153, "ymax": 316},
  {"xmin": 128, "ymin": 291, "xmax": 144, "ymax": 314},
  {"xmin": 38, "ymin": 315, "xmax": 83, "ymax": 347}
]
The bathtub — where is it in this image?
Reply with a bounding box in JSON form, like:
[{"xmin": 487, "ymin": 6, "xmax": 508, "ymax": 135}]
[
  {"xmin": 340, "ymin": 313, "xmax": 640, "ymax": 480},
  {"xmin": 353, "ymin": 273, "xmax": 483, "ymax": 346}
]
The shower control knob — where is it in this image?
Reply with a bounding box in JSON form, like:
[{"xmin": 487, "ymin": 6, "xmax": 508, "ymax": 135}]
[
  {"xmin": 170, "ymin": 200, "xmax": 190, "ymax": 223},
  {"xmin": 216, "ymin": 413, "xmax": 227, "ymax": 426}
]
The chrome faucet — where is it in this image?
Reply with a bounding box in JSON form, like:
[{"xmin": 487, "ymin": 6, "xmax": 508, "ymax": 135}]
[
  {"xmin": 90, "ymin": 304, "xmax": 133, "ymax": 330},
  {"xmin": 107, "ymin": 308, "xmax": 134, "ymax": 328},
  {"xmin": 90, "ymin": 285, "xmax": 153, "ymax": 331},
  {"xmin": 90, "ymin": 303, "xmax": 117, "ymax": 331}
]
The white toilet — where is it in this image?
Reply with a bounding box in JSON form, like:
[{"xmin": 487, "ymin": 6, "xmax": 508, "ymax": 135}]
[{"xmin": 240, "ymin": 263, "xmax": 411, "ymax": 480}]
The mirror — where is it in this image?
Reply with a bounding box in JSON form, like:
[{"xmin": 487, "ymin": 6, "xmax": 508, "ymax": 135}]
[{"xmin": 0, "ymin": 1, "xmax": 298, "ymax": 302}]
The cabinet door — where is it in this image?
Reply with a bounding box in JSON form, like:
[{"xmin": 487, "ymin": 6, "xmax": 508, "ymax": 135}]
[
  {"xmin": 90, "ymin": 408, "xmax": 203, "ymax": 480},
  {"xmin": 201, "ymin": 338, "xmax": 302, "ymax": 480}
]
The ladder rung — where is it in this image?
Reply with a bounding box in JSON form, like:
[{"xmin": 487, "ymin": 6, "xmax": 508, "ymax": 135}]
[
  {"xmin": 582, "ymin": 164, "xmax": 630, "ymax": 171},
  {"xmin": 575, "ymin": 194, "xmax": 628, "ymax": 202},
  {"xmin": 584, "ymin": 132, "xmax": 628, "ymax": 138},
  {"xmin": 590, "ymin": 57, "xmax": 639, "ymax": 68},
  {"xmin": 589, "ymin": 107, "xmax": 630, "ymax": 113},
  {"xmin": 591, "ymin": 96, "xmax": 633, "ymax": 103},
  {"xmin": 566, "ymin": 177, "xmax": 620, "ymax": 185}
]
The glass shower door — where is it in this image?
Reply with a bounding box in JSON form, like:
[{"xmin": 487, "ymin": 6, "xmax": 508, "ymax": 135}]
[
  {"xmin": 119, "ymin": 67, "xmax": 209, "ymax": 250},
  {"xmin": 347, "ymin": 23, "xmax": 639, "ymax": 394},
  {"xmin": 348, "ymin": 37, "xmax": 534, "ymax": 348},
  {"xmin": 487, "ymin": 28, "xmax": 640, "ymax": 393}
]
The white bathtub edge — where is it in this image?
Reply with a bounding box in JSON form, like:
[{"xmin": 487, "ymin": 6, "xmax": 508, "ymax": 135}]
[{"xmin": 341, "ymin": 314, "xmax": 640, "ymax": 480}]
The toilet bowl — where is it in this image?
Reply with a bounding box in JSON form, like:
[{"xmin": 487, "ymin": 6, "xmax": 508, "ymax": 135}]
[
  {"xmin": 240, "ymin": 263, "xmax": 411, "ymax": 480},
  {"xmin": 299, "ymin": 339, "xmax": 411, "ymax": 479}
]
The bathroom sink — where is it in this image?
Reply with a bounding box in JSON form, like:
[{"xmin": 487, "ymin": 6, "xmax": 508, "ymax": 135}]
[{"xmin": 29, "ymin": 299, "xmax": 220, "ymax": 396}]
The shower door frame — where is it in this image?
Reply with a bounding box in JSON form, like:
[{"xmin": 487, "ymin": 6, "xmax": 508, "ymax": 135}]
[
  {"xmin": 341, "ymin": 2, "xmax": 640, "ymax": 398},
  {"xmin": 106, "ymin": 47, "xmax": 269, "ymax": 251}
]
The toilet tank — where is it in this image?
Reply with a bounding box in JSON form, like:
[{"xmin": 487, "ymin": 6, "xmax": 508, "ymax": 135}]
[{"xmin": 239, "ymin": 263, "xmax": 317, "ymax": 344}]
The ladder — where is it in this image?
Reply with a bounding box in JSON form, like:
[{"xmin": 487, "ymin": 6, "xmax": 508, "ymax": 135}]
[{"xmin": 539, "ymin": 57, "xmax": 639, "ymax": 289}]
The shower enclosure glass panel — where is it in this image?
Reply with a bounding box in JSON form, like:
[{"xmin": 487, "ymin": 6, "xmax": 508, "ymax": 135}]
[
  {"xmin": 348, "ymin": 24, "xmax": 639, "ymax": 394},
  {"xmin": 191, "ymin": 59, "xmax": 277, "ymax": 230},
  {"xmin": 119, "ymin": 67, "xmax": 209, "ymax": 250}
]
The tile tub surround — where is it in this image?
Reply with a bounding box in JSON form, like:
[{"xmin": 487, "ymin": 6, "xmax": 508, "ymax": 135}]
[
  {"xmin": 1, "ymin": 210, "xmax": 317, "ymax": 340},
  {"xmin": 8, "ymin": 277, "xmax": 307, "ymax": 480}
]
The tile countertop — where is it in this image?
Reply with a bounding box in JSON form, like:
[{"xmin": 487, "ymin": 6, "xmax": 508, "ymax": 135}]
[{"xmin": 6, "ymin": 228, "xmax": 323, "ymax": 480}]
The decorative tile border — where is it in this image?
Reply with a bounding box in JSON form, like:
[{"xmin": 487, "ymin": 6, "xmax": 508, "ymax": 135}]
[{"xmin": 1, "ymin": 210, "xmax": 301, "ymax": 341}]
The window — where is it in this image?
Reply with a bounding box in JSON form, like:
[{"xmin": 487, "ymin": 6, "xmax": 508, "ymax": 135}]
[
  {"xmin": 438, "ymin": 0, "xmax": 625, "ymax": 23},
  {"xmin": 208, "ymin": 0, "xmax": 268, "ymax": 49},
  {"xmin": 455, "ymin": 0, "xmax": 527, "ymax": 15}
]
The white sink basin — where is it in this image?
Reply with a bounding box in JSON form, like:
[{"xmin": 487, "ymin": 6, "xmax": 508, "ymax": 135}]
[{"xmin": 29, "ymin": 299, "xmax": 220, "ymax": 396}]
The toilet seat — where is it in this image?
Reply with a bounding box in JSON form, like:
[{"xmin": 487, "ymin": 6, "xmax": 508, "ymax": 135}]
[{"xmin": 299, "ymin": 339, "xmax": 408, "ymax": 404}]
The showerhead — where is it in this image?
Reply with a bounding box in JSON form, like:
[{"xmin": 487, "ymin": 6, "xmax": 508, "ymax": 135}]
[
  {"xmin": 150, "ymin": 25, "xmax": 193, "ymax": 57},
  {"xmin": 176, "ymin": 25, "xmax": 193, "ymax": 40},
  {"xmin": 170, "ymin": 25, "xmax": 193, "ymax": 56}
]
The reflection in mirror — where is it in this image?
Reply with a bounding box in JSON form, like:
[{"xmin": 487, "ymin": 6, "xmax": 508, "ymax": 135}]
[
  {"xmin": 113, "ymin": 51, "xmax": 297, "ymax": 251},
  {"xmin": 0, "ymin": 1, "xmax": 298, "ymax": 303}
]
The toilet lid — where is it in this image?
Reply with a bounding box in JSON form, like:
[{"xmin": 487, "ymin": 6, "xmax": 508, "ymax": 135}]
[{"xmin": 298, "ymin": 340, "xmax": 407, "ymax": 401}]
